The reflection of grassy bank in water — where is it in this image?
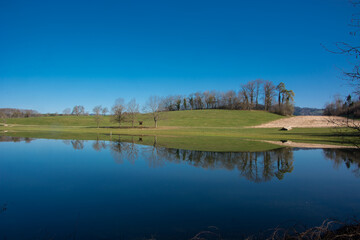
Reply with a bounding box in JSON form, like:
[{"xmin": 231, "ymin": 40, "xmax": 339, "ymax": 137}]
[
  {"xmin": 0, "ymin": 132, "xmax": 281, "ymax": 152},
  {"xmin": 1, "ymin": 124, "xmax": 358, "ymax": 150}
]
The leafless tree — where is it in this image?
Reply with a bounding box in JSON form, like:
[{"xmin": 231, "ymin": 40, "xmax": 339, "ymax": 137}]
[
  {"xmin": 240, "ymin": 87, "xmax": 250, "ymax": 110},
  {"xmin": 162, "ymin": 95, "xmax": 175, "ymax": 111},
  {"xmin": 255, "ymin": 79, "xmax": 263, "ymax": 109},
  {"xmin": 144, "ymin": 96, "xmax": 163, "ymax": 128},
  {"xmin": 0, "ymin": 112, "xmax": 6, "ymax": 124},
  {"xmin": 111, "ymin": 98, "xmax": 126, "ymax": 127},
  {"xmin": 127, "ymin": 98, "xmax": 139, "ymax": 127},
  {"xmin": 204, "ymin": 91, "xmax": 216, "ymax": 109},
  {"xmin": 243, "ymin": 81, "xmax": 256, "ymax": 110},
  {"xmin": 72, "ymin": 105, "xmax": 85, "ymax": 116},
  {"xmin": 194, "ymin": 92, "xmax": 204, "ymax": 109},
  {"xmin": 263, "ymin": 80, "xmax": 276, "ymax": 111},
  {"xmin": 224, "ymin": 90, "xmax": 238, "ymax": 110},
  {"xmin": 102, "ymin": 107, "xmax": 108, "ymax": 116},
  {"xmin": 93, "ymin": 105, "xmax": 103, "ymax": 128}
]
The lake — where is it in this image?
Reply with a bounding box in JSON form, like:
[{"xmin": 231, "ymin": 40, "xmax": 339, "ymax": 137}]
[{"xmin": 0, "ymin": 136, "xmax": 359, "ymax": 239}]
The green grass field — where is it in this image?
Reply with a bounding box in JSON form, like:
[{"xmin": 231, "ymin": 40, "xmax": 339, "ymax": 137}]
[
  {"xmin": 1, "ymin": 110, "xmax": 358, "ymax": 151},
  {"xmin": 3, "ymin": 109, "xmax": 283, "ymax": 127}
]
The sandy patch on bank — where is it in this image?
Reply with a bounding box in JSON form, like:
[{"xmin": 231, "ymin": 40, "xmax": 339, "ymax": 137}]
[{"xmin": 251, "ymin": 116, "xmax": 360, "ymax": 128}]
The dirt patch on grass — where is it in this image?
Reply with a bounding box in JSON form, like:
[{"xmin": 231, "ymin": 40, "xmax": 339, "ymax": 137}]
[{"xmin": 251, "ymin": 116, "xmax": 360, "ymax": 128}]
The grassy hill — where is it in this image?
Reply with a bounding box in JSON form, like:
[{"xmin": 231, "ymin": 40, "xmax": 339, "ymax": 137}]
[{"xmin": 4, "ymin": 110, "xmax": 283, "ymax": 128}]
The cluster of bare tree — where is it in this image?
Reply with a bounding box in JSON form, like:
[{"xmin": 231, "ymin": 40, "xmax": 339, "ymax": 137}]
[
  {"xmin": 63, "ymin": 105, "xmax": 108, "ymax": 117},
  {"xmin": 160, "ymin": 80, "xmax": 295, "ymax": 115},
  {"xmin": 0, "ymin": 108, "xmax": 39, "ymax": 121},
  {"xmin": 110, "ymin": 98, "xmax": 140, "ymax": 127},
  {"xmin": 324, "ymin": 94, "xmax": 360, "ymax": 118}
]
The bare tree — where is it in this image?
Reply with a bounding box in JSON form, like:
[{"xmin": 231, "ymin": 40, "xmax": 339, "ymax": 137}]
[
  {"xmin": 102, "ymin": 107, "xmax": 108, "ymax": 116},
  {"xmin": 111, "ymin": 98, "xmax": 126, "ymax": 127},
  {"xmin": 224, "ymin": 90, "xmax": 238, "ymax": 110},
  {"xmin": 204, "ymin": 91, "xmax": 216, "ymax": 109},
  {"xmin": 240, "ymin": 87, "xmax": 250, "ymax": 110},
  {"xmin": 127, "ymin": 98, "xmax": 139, "ymax": 127},
  {"xmin": 93, "ymin": 105, "xmax": 103, "ymax": 128},
  {"xmin": 144, "ymin": 96, "xmax": 163, "ymax": 128},
  {"xmin": 194, "ymin": 92, "xmax": 204, "ymax": 109},
  {"xmin": 0, "ymin": 112, "xmax": 6, "ymax": 124},
  {"xmin": 263, "ymin": 80, "xmax": 276, "ymax": 111},
  {"xmin": 162, "ymin": 95, "xmax": 175, "ymax": 111},
  {"xmin": 243, "ymin": 81, "xmax": 256, "ymax": 110},
  {"xmin": 72, "ymin": 105, "xmax": 85, "ymax": 116},
  {"xmin": 255, "ymin": 79, "xmax": 263, "ymax": 109}
]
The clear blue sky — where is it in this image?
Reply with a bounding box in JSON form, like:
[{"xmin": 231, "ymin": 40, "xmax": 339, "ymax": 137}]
[{"xmin": 0, "ymin": 0, "xmax": 356, "ymax": 113}]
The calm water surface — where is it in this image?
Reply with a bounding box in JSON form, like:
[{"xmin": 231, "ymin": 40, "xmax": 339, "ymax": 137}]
[{"xmin": 0, "ymin": 136, "xmax": 359, "ymax": 239}]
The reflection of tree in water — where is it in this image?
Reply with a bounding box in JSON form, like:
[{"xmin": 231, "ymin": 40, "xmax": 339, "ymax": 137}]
[
  {"xmin": 60, "ymin": 137, "xmax": 297, "ymax": 182},
  {"xmin": 141, "ymin": 136, "xmax": 166, "ymax": 168},
  {"xmin": 154, "ymin": 147, "xmax": 294, "ymax": 182},
  {"xmin": 110, "ymin": 137, "xmax": 139, "ymax": 164},
  {"xmin": 71, "ymin": 140, "xmax": 84, "ymax": 150},
  {"xmin": 105, "ymin": 137, "xmax": 295, "ymax": 182},
  {"xmin": 323, "ymin": 149, "xmax": 360, "ymax": 177},
  {"xmin": 92, "ymin": 138, "xmax": 107, "ymax": 152},
  {"xmin": 0, "ymin": 136, "xmax": 34, "ymax": 143}
]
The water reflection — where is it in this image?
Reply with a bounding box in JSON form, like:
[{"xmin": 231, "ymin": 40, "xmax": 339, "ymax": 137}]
[
  {"xmin": 104, "ymin": 138, "xmax": 360, "ymax": 182},
  {"xmin": 323, "ymin": 149, "xmax": 360, "ymax": 177},
  {"xmin": 71, "ymin": 140, "xmax": 84, "ymax": 150},
  {"xmin": 93, "ymin": 137, "xmax": 296, "ymax": 182},
  {"xmin": 110, "ymin": 139, "xmax": 139, "ymax": 164},
  {"xmin": 2, "ymin": 135, "xmax": 359, "ymax": 181},
  {"xmin": 0, "ymin": 136, "xmax": 34, "ymax": 143}
]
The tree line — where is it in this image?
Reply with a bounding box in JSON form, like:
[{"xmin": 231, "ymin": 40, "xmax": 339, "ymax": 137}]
[
  {"xmin": 0, "ymin": 108, "xmax": 39, "ymax": 119},
  {"xmin": 104, "ymin": 80, "xmax": 294, "ymax": 128},
  {"xmin": 1, "ymin": 80, "xmax": 295, "ymax": 128},
  {"xmin": 324, "ymin": 94, "xmax": 360, "ymax": 118},
  {"xmin": 160, "ymin": 80, "xmax": 295, "ymax": 115}
]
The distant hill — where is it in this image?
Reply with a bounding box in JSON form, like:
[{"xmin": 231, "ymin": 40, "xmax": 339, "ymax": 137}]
[{"xmin": 294, "ymin": 107, "xmax": 323, "ymax": 116}]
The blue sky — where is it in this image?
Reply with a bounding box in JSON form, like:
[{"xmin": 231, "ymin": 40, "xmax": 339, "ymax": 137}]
[{"xmin": 0, "ymin": 0, "xmax": 357, "ymax": 113}]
